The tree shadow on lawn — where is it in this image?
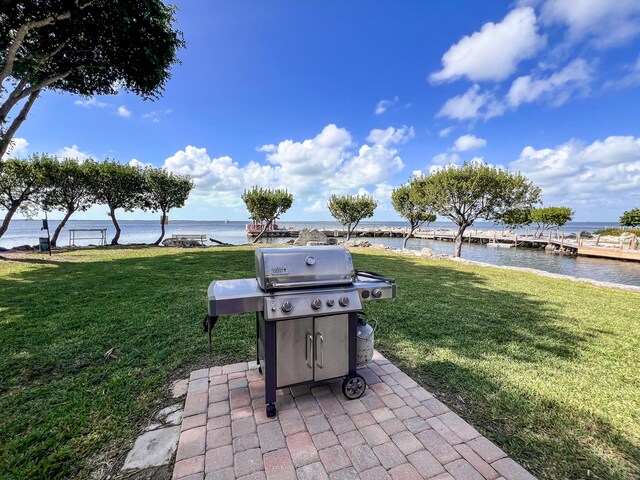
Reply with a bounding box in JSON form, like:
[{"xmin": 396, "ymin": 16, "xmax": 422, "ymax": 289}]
[
  {"xmin": 0, "ymin": 248, "xmax": 256, "ymax": 479},
  {"xmin": 420, "ymin": 361, "xmax": 639, "ymax": 480},
  {"xmin": 353, "ymin": 252, "xmax": 638, "ymax": 479}
]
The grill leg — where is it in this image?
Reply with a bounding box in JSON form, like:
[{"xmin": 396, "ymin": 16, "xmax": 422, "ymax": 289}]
[
  {"xmin": 348, "ymin": 312, "xmax": 358, "ymax": 376},
  {"xmin": 264, "ymin": 318, "xmax": 277, "ymax": 416}
]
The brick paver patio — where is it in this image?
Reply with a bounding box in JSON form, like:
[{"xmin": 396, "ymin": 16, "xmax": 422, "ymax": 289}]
[{"xmin": 172, "ymin": 351, "xmax": 536, "ymax": 480}]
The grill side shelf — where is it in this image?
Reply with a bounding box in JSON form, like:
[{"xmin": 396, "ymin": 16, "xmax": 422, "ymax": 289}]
[{"xmin": 208, "ymin": 278, "xmax": 265, "ymax": 316}]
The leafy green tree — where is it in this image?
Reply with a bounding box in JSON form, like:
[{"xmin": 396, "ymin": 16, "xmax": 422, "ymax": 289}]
[
  {"xmin": 530, "ymin": 206, "xmax": 574, "ymax": 237},
  {"xmin": 0, "ymin": 154, "xmax": 56, "ymax": 239},
  {"xmin": 391, "ymin": 180, "xmax": 436, "ymax": 249},
  {"xmin": 42, "ymin": 158, "xmax": 95, "ymax": 247},
  {"xmin": 0, "ymin": 0, "xmax": 184, "ymax": 158},
  {"xmin": 327, "ymin": 194, "xmax": 377, "ymax": 242},
  {"xmin": 142, "ymin": 168, "xmax": 193, "ymax": 245},
  {"xmin": 241, "ymin": 187, "xmax": 293, "ymax": 243},
  {"xmin": 620, "ymin": 208, "xmax": 640, "ymax": 228},
  {"xmin": 89, "ymin": 160, "xmax": 145, "ymax": 245},
  {"xmin": 411, "ymin": 162, "xmax": 540, "ymax": 257},
  {"xmin": 499, "ymin": 208, "xmax": 532, "ymax": 230}
]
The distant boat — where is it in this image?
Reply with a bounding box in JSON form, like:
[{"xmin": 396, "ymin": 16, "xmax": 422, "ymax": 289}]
[
  {"xmin": 224, "ymin": 219, "xmax": 229, "ymax": 224},
  {"xmin": 487, "ymin": 242, "xmax": 514, "ymax": 248}
]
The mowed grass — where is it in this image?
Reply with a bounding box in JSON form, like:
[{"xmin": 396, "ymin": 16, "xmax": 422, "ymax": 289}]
[{"xmin": 0, "ymin": 246, "xmax": 638, "ymax": 479}]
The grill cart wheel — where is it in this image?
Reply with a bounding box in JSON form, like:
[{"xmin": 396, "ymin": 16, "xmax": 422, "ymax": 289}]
[
  {"xmin": 266, "ymin": 403, "xmax": 277, "ymax": 417},
  {"xmin": 342, "ymin": 374, "xmax": 366, "ymax": 399}
]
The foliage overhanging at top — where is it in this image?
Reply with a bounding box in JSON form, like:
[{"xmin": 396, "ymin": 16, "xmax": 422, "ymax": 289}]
[
  {"xmin": 0, "ymin": 0, "xmax": 185, "ymax": 99},
  {"xmin": 0, "ymin": 0, "xmax": 185, "ymax": 157}
]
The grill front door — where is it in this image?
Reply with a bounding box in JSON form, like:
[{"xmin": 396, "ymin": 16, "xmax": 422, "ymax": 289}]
[
  {"xmin": 275, "ymin": 317, "xmax": 314, "ymax": 388},
  {"xmin": 313, "ymin": 314, "xmax": 349, "ymax": 381}
]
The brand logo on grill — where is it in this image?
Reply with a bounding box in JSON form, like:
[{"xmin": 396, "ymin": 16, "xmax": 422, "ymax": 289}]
[{"xmin": 271, "ymin": 266, "xmax": 288, "ymax": 275}]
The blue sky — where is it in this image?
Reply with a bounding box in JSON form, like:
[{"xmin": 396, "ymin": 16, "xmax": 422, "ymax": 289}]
[{"xmin": 6, "ymin": 0, "xmax": 640, "ymax": 221}]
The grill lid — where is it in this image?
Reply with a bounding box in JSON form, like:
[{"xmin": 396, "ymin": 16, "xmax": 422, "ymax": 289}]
[{"xmin": 255, "ymin": 246, "xmax": 355, "ymax": 290}]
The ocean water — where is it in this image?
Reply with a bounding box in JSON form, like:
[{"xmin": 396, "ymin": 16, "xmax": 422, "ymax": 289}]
[{"xmin": 1, "ymin": 219, "xmax": 639, "ymax": 287}]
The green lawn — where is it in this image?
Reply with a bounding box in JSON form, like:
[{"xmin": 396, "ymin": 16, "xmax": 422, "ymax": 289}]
[{"xmin": 0, "ymin": 246, "xmax": 638, "ymax": 479}]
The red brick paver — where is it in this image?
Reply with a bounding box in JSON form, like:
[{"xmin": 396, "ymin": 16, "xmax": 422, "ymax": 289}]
[{"xmin": 173, "ymin": 353, "xmax": 537, "ymax": 479}]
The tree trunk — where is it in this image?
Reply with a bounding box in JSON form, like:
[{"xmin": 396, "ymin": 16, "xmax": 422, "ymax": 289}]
[
  {"xmin": 253, "ymin": 219, "xmax": 272, "ymax": 244},
  {"xmin": 0, "ymin": 91, "xmax": 39, "ymax": 159},
  {"xmin": 345, "ymin": 225, "xmax": 353, "ymax": 242},
  {"xmin": 453, "ymin": 225, "xmax": 468, "ymax": 257},
  {"xmin": 154, "ymin": 210, "xmax": 167, "ymax": 245},
  {"xmin": 0, "ymin": 201, "xmax": 20, "ymax": 239},
  {"xmin": 50, "ymin": 208, "xmax": 74, "ymax": 247},
  {"xmin": 109, "ymin": 207, "xmax": 121, "ymax": 245},
  {"xmin": 402, "ymin": 226, "xmax": 417, "ymax": 250}
]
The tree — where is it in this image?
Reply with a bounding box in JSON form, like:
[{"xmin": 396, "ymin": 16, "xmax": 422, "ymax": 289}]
[
  {"xmin": 0, "ymin": 154, "xmax": 56, "ymax": 239},
  {"xmin": 327, "ymin": 194, "xmax": 377, "ymax": 242},
  {"xmin": 411, "ymin": 162, "xmax": 540, "ymax": 257},
  {"xmin": 241, "ymin": 187, "xmax": 293, "ymax": 243},
  {"xmin": 530, "ymin": 206, "xmax": 574, "ymax": 237},
  {"xmin": 0, "ymin": 1, "xmax": 184, "ymax": 158},
  {"xmin": 499, "ymin": 208, "xmax": 532, "ymax": 230},
  {"xmin": 42, "ymin": 157, "xmax": 95, "ymax": 247},
  {"xmin": 620, "ymin": 208, "xmax": 640, "ymax": 228},
  {"xmin": 143, "ymin": 168, "xmax": 193, "ymax": 245},
  {"xmin": 391, "ymin": 180, "xmax": 436, "ymax": 249},
  {"xmin": 89, "ymin": 159, "xmax": 145, "ymax": 245}
]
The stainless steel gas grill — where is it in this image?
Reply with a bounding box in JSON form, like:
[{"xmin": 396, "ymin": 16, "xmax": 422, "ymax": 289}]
[{"xmin": 204, "ymin": 246, "xmax": 396, "ymax": 417}]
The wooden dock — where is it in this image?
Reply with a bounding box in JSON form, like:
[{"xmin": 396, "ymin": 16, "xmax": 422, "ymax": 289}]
[{"xmin": 248, "ymin": 226, "xmax": 640, "ymax": 262}]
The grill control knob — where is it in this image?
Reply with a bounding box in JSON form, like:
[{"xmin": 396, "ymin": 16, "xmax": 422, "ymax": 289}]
[
  {"xmin": 372, "ymin": 288, "xmax": 383, "ymax": 299},
  {"xmin": 311, "ymin": 298, "xmax": 322, "ymax": 310},
  {"xmin": 281, "ymin": 301, "xmax": 293, "ymax": 313},
  {"xmin": 339, "ymin": 296, "xmax": 350, "ymax": 307},
  {"xmin": 326, "ymin": 299, "xmax": 335, "ymax": 307},
  {"xmin": 361, "ymin": 290, "xmax": 370, "ymax": 299}
]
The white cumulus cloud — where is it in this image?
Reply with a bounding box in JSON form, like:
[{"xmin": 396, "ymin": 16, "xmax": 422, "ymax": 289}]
[
  {"xmin": 56, "ymin": 145, "xmax": 92, "ymax": 162},
  {"xmin": 74, "ymin": 97, "xmax": 109, "ymax": 108},
  {"xmin": 507, "ymin": 58, "xmax": 592, "ymax": 107},
  {"xmin": 374, "ymin": 96, "xmax": 399, "ymax": 115},
  {"xmin": 437, "ymin": 85, "xmax": 506, "ymax": 121},
  {"xmin": 1, "ymin": 137, "xmax": 29, "ymax": 160},
  {"xmin": 511, "ymin": 136, "xmax": 640, "ymax": 212},
  {"xmin": 452, "ymin": 134, "xmax": 487, "ymax": 152},
  {"xmin": 541, "ymin": 0, "xmax": 640, "ymax": 47},
  {"xmin": 162, "ymin": 124, "xmax": 413, "ymax": 211},
  {"xmin": 117, "ymin": 105, "xmax": 132, "ymax": 118},
  {"xmin": 430, "ymin": 7, "xmax": 546, "ymax": 83}
]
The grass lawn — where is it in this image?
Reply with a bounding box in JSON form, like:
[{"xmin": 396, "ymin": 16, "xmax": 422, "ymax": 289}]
[{"xmin": 0, "ymin": 246, "xmax": 638, "ymax": 479}]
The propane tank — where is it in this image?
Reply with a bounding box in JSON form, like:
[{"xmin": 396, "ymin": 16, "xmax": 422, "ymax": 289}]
[{"xmin": 356, "ymin": 316, "xmax": 378, "ymax": 365}]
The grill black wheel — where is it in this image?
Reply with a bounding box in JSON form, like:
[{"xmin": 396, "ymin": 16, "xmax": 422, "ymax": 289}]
[
  {"xmin": 266, "ymin": 402, "xmax": 277, "ymax": 417},
  {"xmin": 342, "ymin": 374, "xmax": 366, "ymax": 400}
]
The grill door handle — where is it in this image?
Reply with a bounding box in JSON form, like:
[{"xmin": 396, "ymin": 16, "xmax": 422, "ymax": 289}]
[
  {"xmin": 316, "ymin": 332, "xmax": 324, "ymax": 368},
  {"xmin": 305, "ymin": 332, "xmax": 313, "ymax": 369}
]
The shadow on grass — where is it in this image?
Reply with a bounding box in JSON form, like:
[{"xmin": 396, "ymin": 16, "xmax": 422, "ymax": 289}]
[
  {"xmin": 354, "ymin": 251, "xmax": 639, "ymax": 479},
  {"xmin": 0, "ymin": 247, "xmax": 255, "ymax": 479},
  {"xmin": 0, "ymin": 247, "xmax": 637, "ymax": 479}
]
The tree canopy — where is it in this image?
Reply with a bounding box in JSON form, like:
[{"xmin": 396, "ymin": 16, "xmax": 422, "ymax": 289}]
[
  {"xmin": 242, "ymin": 187, "xmax": 293, "ymax": 243},
  {"xmin": 391, "ymin": 180, "xmax": 436, "ymax": 249},
  {"xmin": 530, "ymin": 206, "xmax": 574, "ymax": 236},
  {"xmin": 88, "ymin": 159, "xmax": 145, "ymax": 245},
  {"xmin": 499, "ymin": 208, "xmax": 532, "ymax": 230},
  {"xmin": 42, "ymin": 157, "xmax": 94, "ymax": 246},
  {"xmin": 620, "ymin": 208, "xmax": 640, "ymax": 228},
  {"xmin": 0, "ymin": 0, "xmax": 185, "ymax": 157},
  {"xmin": 412, "ymin": 162, "xmax": 540, "ymax": 257},
  {"xmin": 143, "ymin": 168, "xmax": 193, "ymax": 245},
  {"xmin": 327, "ymin": 194, "xmax": 377, "ymax": 241},
  {"xmin": 0, "ymin": 153, "xmax": 56, "ymax": 239}
]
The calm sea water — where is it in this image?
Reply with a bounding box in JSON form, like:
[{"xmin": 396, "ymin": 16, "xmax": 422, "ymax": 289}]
[{"xmin": 2, "ymin": 219, "xmax": 639, "ymax": 287}]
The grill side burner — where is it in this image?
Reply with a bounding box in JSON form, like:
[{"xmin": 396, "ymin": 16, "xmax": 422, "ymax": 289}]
[{"xmin": 206, "ymin": 246, "xmax": 396, "ymax": 418}]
